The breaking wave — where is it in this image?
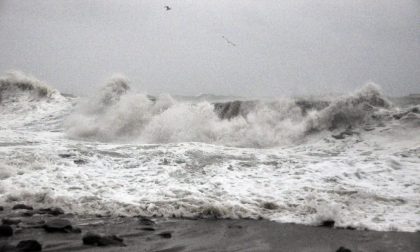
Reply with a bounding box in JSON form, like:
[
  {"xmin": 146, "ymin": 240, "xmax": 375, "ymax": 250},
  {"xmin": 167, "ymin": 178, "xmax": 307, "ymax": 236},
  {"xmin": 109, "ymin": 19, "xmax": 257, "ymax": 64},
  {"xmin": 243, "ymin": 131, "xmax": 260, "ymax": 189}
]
[
  {"xmin": 1, "ymin": 71, "xmax": 416, "ymax": 147},
  {"xmin": 64, "ymin": 75, "xmax": 408, "ymax": 147},
  {"xmin": 0, "ymin": 71, "xmax": 60, "ymax": 104}
]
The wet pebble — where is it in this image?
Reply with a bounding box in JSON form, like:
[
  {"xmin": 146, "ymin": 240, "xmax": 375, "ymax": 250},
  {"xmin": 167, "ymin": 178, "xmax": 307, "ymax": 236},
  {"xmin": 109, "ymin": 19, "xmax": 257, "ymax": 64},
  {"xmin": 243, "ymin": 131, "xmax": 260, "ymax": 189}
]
[
  {"xmin": 0, "ymin": 225, "xmax": 13, "ymax": 237},
  {"xmin": 140, "ymin": 227, "xmax": 155, "ymax": 231},
  {"xmin": 158, "ymin": 231, "xmax": 172, "ymax": 239},
  {"xmin": 336, "ymin": 247, "xmax": 352, "ymax": 252},
  {"xmin": 320, "ymin": 220, "xmax": 335, "ymax": 228},
  {"xmin": 73, "ymin": 159, "xmax": 87, "ymax": 165},
  {"xmin": 58, "ymin": 153, "xmax": 72, "ymax": 158},
  {"xmin": 16, "ymin": 240, "xmax": 42, "ymax": 251}
]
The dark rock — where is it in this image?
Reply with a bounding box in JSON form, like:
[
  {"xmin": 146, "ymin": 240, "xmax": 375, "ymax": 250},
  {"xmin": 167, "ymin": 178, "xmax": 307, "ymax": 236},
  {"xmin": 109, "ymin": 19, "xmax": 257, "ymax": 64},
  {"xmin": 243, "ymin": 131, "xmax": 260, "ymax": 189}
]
[
  {"xmin": 0, "ymin": 206, "xmax": 4, "ymax": 211},
  {"xmin": 16, "ymin": 240, "xmax": 42, "ymax": 251},
  {"xmin": 140, "ymin": 227, "xmax": 155, "ymax": 231},
  {"xmin": 138, "ymin": 217, "xmax": 155, "ymax": 226},
  {"xmin": 336, "ymin": 247, "xmax": 352, "ymax": 252},
  {"xmin": 0, "ymin": 225, "xmax": 13, "ymax": 237},
  {"xmin": 320, "ymin": 220, "xmax": 335, "ymax": 228},
  {"xmin": 2, "ymin": 218, "xmax": 21, "ymax": 225},
  {"xmin": 36, "ymin": 207, "xmax": 64, "ymax": 216},
  {"xmin": 58, "ymin": 154, "xmax": 72, "ymax": 158},
  {"xmin": 73, "ymin": 159, "xmax": 87, "ymax": 165},
  {"xmin": 43, "ymin": 219, "xmax": 80, "ymax": 233},
  {"xmin": 82, "ymin": 232, "xmax": 125, "ymax": 247},
  {"xmin": 261, "ymin": 202, "xmax": 278, "ymax": 210},
  {"xmin": 158, "ymin": 231, "xmax": 172, "ymax": 239},
  {"xmin": 12, "ymin": 204, "xmax": 33, "ymax": 211}
]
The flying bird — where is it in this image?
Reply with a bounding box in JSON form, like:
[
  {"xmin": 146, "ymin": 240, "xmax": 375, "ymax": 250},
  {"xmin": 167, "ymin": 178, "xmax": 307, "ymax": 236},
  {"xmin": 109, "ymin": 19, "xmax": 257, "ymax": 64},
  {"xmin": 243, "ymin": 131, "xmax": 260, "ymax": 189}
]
[
  {"xmin": 164, "ymin": 6, "xmax": 171, "ymax": 11},
  {"xmin": 222, "ymin": 36, "xmax": 237, "ymax": 47}
]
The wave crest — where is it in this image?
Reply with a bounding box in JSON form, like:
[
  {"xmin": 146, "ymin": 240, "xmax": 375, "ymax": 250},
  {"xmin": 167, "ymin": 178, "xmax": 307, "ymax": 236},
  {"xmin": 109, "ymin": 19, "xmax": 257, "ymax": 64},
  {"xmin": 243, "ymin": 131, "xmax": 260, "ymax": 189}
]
[
  {"xmin": 306, "ymin": 83, "xmax": 391, "ymax": 132},
  {"xmin": 0, "ymin": 71, "xmax": 58, "ymax": 103},
  {"xmin": 65, "ymin": 76, "xmax": 397, "ymax": 147}
]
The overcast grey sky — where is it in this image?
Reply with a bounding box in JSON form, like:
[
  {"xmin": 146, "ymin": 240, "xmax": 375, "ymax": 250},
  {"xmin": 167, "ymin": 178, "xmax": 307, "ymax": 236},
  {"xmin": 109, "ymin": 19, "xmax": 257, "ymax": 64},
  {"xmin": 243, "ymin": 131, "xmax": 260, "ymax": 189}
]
[{"xmin": 0, "ymin": 0, "xmax": 419, "ymax": 97}]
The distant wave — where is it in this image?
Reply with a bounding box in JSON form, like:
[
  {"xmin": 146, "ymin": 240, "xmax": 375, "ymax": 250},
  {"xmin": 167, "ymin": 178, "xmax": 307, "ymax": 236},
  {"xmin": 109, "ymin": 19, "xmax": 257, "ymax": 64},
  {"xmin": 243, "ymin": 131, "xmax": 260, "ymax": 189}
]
[{"xmin": 0, "ymin": 71, "xmax": 60, "ymax": 103}]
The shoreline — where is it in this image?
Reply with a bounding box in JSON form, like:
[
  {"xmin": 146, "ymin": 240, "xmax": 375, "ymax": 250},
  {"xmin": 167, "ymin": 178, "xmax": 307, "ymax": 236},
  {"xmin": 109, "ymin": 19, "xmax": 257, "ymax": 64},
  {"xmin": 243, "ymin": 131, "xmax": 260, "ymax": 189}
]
[{"xmin": 0, "ymin": 205, "xmax": 418, "ymax": 252}]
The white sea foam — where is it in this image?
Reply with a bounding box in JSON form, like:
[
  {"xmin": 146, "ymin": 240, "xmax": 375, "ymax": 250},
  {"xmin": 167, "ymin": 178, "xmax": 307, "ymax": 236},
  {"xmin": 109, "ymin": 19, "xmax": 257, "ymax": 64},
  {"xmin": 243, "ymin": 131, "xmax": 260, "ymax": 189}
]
[{"xmin": 0, "ymin": 72, "xmax": 419, "ymax": 232}]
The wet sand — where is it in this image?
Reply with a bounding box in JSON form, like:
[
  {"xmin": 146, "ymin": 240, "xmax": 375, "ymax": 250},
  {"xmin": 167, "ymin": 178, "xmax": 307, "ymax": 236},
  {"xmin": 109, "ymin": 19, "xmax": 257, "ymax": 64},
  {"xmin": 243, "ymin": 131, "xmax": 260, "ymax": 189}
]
[{"xmin": 0, "ymin": 208, "xmax": 419, "ymax": 252}]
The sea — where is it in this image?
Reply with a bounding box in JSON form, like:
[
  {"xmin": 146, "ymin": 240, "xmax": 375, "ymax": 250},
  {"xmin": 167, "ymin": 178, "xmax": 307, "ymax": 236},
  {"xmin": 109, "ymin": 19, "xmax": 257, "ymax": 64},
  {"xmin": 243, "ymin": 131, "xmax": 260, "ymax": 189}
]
[{"xmin": 0, "ymin": 71, "xmax": 419, "ymax": 232}]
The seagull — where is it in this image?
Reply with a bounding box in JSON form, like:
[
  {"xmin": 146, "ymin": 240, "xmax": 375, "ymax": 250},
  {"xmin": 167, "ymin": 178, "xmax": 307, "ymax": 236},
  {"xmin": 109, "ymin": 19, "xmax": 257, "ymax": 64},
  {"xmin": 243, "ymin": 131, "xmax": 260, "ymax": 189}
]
[
  {"xmin": 222, "ymin": 36, "xmax": 237, "ymax": 47},
  {"xmin": 164, "ymin": 6, "xmax": 171, "ymax": 11}
]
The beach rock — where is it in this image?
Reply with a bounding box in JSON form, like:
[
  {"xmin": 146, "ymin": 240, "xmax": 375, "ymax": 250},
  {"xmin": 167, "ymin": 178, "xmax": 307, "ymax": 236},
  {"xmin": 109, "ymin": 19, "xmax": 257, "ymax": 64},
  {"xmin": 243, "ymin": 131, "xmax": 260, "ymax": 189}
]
[
  {"xmin": 12, "ymin": 204, "xmax": 33, "ymax": 211},
  {"xmin": 82, "ymin": 232, "xmax": 125, "ymax": 247},
  {"xmin": 73, "ymin": 159, "xmax": 87, "ymax": 165},
  {"xmin": 140, "ymin": 227, "xmax": 155, "ymax": 231},
  {"xmin": 58, "ymin": 153, "xmax": 72, "ymax": 158},
  {"xmin": 2, "ymin": 218, "xmax": 21, "ymax": 225},
  {"xmin": 0, "ymin": 225, "xmax": 13, "ymax": 237},
  {"xmin": 36, "ymin": 207, "xmax": 64, "ymax": 216},
  {"xmin": 138, "ymin": 217, "xmax": 155, "ymax": 226},
  {"xmin": 158, "ymin": 231, "xmax": 172, "ymax": 239},
  {"xmin": 228, "ymin": 224, "xmax": 243, "ymax": 229},
  {"xmin": 261, "ymin": 202, "xmax": 278, "ymax": 210},
  {"xmin": 336, "ymin": 247, "xmax": 352, "ymax": 252},
  {"xmin": 320, "ymin": 220, "xmax": 335, "ymax": 228},
  {"xmin": 43, "ymin": 219, "xmax": 80, "ymax": 233},
  {"xmin": 16, "ymin": 240, "xmax": 42, "ymax": 251}
]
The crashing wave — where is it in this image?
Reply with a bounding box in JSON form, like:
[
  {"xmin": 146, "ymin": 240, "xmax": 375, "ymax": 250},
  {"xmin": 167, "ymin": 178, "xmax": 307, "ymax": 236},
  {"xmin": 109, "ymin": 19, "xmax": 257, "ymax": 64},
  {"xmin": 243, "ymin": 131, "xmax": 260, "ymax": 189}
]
[
  {"xmin": 0, "ymin": 71, "xmax": 71, "ymax": 130},
  {"xmin": 305, "ymin": 83, "xmax": 391, "ymax": 132},
  {"xmin": 65, "ymin": 76, "xmax": 403, "ymax": 147},
  {"xmin": 0, "ymin": 71, "xmax": 59, "ymax": 104}
]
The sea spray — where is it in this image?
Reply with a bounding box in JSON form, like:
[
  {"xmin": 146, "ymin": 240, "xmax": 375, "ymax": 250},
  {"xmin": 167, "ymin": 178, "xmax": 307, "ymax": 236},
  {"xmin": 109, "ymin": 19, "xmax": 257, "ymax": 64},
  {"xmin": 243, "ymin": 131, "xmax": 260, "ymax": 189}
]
[{"xmin": 65, "ymin": 77, "xmax": 393, "ymax": 147}]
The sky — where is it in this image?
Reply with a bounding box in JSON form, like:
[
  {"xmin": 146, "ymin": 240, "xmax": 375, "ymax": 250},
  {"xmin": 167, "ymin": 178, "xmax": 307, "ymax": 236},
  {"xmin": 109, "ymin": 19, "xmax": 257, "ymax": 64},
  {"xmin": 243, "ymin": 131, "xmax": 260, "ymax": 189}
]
[{"xmin": 0, "ymin": 0, "xmax": 419, "ymax": 97}]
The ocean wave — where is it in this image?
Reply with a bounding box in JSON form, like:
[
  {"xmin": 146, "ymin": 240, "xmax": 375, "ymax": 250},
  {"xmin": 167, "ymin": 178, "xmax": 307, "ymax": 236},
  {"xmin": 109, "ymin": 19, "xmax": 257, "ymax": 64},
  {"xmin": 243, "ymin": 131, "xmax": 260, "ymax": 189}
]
[
  {"xmin": 0, "ymin": 71, "xmax": 416, "ymax": 147},
  {"xmin": 0, "ymin": 71, "xmax": 60, "ymax": 103},
  {"xmin": 65, "ymin": 77, "xmax": 399, "ymax": 147}
]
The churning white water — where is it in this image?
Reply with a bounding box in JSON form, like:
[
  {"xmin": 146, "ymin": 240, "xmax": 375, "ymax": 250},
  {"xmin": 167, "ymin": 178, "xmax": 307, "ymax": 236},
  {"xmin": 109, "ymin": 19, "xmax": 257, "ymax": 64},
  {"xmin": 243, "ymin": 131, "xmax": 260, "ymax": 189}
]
[{"xmin": 0, "ymin": 72, "xmax": 419, "ymax": 231}]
